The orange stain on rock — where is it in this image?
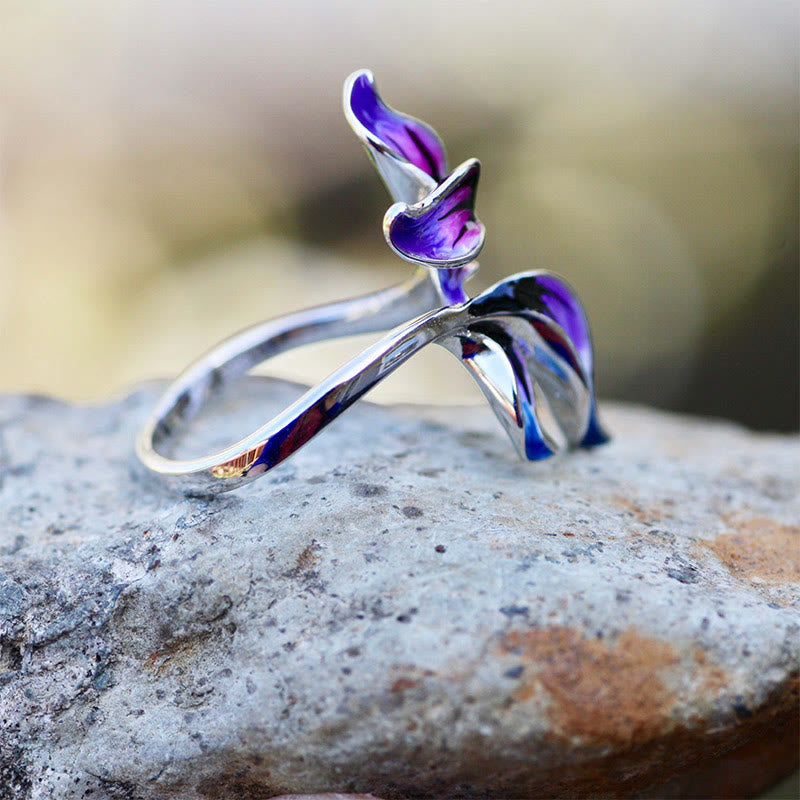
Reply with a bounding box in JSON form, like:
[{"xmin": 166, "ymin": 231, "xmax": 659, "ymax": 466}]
[
  {"xmin": 707, "ymin": 517, "xmax": 800, "ymax": 584},
  {"xmin": 499, "ymin": 627, "xmax": 679, "ymax": 746},
  {"xmin": 295, "ymin": 543, "xmax": 319, "ymax": 571},
  {"xmin": 391, "ymin": 677, "xmax": 420, "ymax": 693},
  {"xmin": 612, "ymin": 495, "xmax": 655, "ymax": 522},
  {"xmin": 611, "ymin": 495, "xmax": 676, "ymax": 526},
  {"xmin": 694, "ymin": 648, "xmax": 729, "ymax": 694}
]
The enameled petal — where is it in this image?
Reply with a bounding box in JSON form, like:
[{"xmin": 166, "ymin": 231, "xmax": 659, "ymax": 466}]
[
  {"xmin": 345, "ymin": 69, "xmax": 447, "ymax": 182},
  {"xmin": 384, "ymin": 159, "xmax": 485, "ymax": 268}
]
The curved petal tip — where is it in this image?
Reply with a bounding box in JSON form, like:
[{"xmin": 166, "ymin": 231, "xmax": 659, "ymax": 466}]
[
  {"xmin": 384, "ymin": 159, "xmax": 485, "ymax": 268},
  {"xmin": 344, "ymin": 69, "xmax": 447, "ymax": 182}
]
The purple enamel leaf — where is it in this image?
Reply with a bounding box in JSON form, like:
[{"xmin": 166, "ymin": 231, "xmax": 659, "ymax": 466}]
[
  {"xmin": 384, "ymin": 159, "xmax": 485, "ymax": 267},
  {"xmin": 525, "ymin": 273, "xmax": 610, "ymax": 447},
  {"xmin": 345, "ymin": 70, "xmax": 447, "ymax": 182},
  {"xmin": 470, "ymin": 272, "xmax": 591, "ymax": 374},
  {"xmin": 465, "ymin": 271, "xmax": 610, "ymax": 450},
  {"xmin": 532, "ymin": 273, "xmax": 593, "ymax": 372}
]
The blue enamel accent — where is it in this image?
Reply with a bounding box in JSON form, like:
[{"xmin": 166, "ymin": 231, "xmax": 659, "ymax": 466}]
[
  {"xmin": 581, "ymin": 406, "xmax": 611, "ymax": 448},
  {"xmin": 520, "ymin": 400, "xmax": 556, "ymax": 461}
]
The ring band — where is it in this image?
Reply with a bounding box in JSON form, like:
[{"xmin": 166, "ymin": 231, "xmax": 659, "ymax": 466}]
[{"xmin": 136, "ymin": 70, "xmax": 608, "ymax": 496}]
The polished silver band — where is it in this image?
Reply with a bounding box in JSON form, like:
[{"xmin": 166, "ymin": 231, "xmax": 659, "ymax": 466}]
[{"xmin": 136, "ymin": 269, "xmax": 431, "ymax": 494}]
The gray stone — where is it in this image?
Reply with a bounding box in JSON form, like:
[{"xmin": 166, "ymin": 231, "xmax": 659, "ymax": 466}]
[{"xmin": 0, "ymin": 378, "xmax": 798, "ymax": 799}]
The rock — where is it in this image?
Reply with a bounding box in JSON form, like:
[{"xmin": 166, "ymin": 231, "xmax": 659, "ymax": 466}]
[
  {"xmin": 272, "ymin": 796, "xmax": 380, "ymax": 800},
  {"xmin": 0, "ymin": 378, "xmax": 798, "ymax": 799}
]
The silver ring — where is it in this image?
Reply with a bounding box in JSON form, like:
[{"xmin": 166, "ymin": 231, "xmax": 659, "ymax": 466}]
[{"xmin": 135, "ymin": 69, "xmax": 609, "ymax": 496}]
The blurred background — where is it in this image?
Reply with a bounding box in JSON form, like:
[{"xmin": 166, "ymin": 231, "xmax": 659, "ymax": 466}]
[{"xmin": 0, "ymin": 0, "xmax": 797, "ymax": 430}]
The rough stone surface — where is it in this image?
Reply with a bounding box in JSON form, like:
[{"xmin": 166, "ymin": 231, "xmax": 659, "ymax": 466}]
[{"xmin": 0, "ymin": 378, "xmax": 798, "ymax": 799}]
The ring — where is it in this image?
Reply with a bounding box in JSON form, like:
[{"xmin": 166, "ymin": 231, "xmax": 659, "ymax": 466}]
[{"xmin": 135, "ymin": 69, "xmax": 609, "ymax": 496}]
